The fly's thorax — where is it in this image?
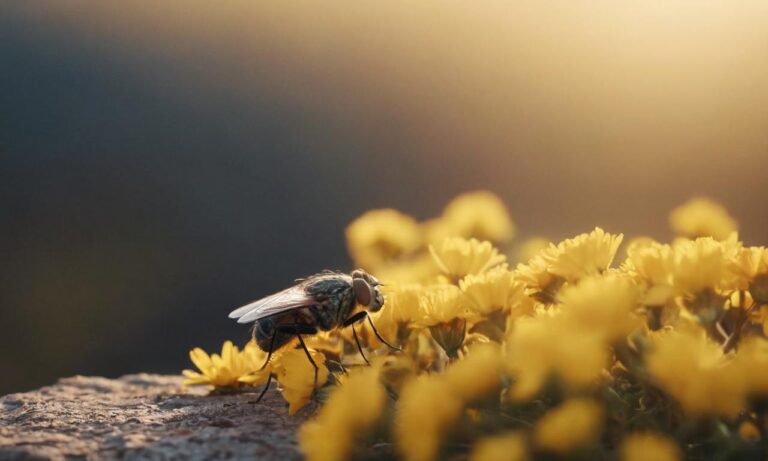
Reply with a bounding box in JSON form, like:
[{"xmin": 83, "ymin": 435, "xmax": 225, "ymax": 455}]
[
  {"xmin": 303, "ymin": 273, "xmax": 357, "ymax": 328},
  {"xmin": 333, "ymin": 285, "xmax": 357, "ymax": 325}
]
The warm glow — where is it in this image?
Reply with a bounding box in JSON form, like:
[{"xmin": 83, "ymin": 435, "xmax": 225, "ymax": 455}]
[{"xmin": 7, "ymin": 1, "xmax": 768, "ymax": 239}]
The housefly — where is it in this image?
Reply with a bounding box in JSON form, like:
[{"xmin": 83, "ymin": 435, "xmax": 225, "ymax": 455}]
[{"xmin": 228, "ymin": 269, "xmax": 398, "ymax": 400}]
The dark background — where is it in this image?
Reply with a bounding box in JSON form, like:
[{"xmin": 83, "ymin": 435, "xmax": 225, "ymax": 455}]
[{"xmin": 2, "ymin": 1, "xmax": 767, "ymax": 394}]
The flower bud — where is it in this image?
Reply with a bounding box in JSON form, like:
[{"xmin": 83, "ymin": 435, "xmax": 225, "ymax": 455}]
[{"xmin": 429, "ymin": 318, "xmax": 466, "ymax": 359}]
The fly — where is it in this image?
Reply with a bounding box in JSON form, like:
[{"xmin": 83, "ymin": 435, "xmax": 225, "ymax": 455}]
[{"xmin": 228, "ymin": 269, "xmax": 398, "ymax": 400}]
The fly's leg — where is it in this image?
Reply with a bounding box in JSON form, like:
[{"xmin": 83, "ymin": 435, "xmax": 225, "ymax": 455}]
[
  {"xmin": 296, "ymin": 333, "xmax": 318, "ymax": 390},
  {"xmin": 275, "ymin": 324, "xmax": 320, "ymax": 391},
  {"xmin": 343, "ymin": 311, "xmax": 371, "ymax": 365},
  {"xmin": 343, "ymin": 311, "xmax": 402, "ymax": 352},
  {"xmin": 342, "ymin": 311, "xmax": 368, "ymax": 326},
  {"xmin": 259, "ymin": 329, "xmax": 279, "ymax": 371},
  {"xmin": 254, "ymin": 374, "xmax": 273, "ymax": 403},
  {"xmin": 351, "ymin": 326, "xmax": 370, "ymax": 365},
  {"xmin": 366, "ymin": 313, "xmax": 402, "ymax": 351},
  {"xmin": 255, "ymin": 324, "xmax": 319, "ymax": 404},
  {"xmin": 250, "ymin": 328, "xmax": 278, "ymax": 404}
]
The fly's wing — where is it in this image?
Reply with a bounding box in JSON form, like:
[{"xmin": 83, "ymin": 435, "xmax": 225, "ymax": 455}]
[{"xmin": 228, "ymin": 285, "xmax": 315, "ymax": 324}]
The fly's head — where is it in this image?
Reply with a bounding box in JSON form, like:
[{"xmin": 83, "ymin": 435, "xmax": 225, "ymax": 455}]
[{"xmin": 351, "ymin": 269, "xmax": 384, "ymax": 312}]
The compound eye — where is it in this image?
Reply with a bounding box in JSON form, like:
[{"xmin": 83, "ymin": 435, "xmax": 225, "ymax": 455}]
[
  {"xmin": 370, "ymin": 291, "xmax": 385, "ymax": 312},
  {"xmin": 353, "ymin": 277, "xmax": 374, "ymax": 307}
]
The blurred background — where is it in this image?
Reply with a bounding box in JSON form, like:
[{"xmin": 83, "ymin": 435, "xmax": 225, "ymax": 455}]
[{"xmin": 2, "ymin": 1, "xmax": 767, "ymax": 394}]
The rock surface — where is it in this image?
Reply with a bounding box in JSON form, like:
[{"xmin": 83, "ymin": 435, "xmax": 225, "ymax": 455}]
[{"xmin": 0, "ymin": 374, "xmax": 313, "ymax": 460}]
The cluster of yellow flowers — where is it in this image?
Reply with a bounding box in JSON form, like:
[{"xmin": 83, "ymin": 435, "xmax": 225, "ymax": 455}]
[
  {"xmin": 183, "ymin": 193, "xmax": 768, "ymax": 460},
  {"xmin": 182, "ymin": 339, "xmax": 331, "ymax": 414}
]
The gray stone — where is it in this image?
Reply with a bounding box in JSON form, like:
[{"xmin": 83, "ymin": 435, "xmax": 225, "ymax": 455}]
[{"xmin": 0, "ymin": 374, "xmax": 313, "ymax": 460}]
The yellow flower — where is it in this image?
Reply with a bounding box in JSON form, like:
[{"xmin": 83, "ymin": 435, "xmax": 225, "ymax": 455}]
[
  {"xmin": 346, "ymin": 209, "xmax": 421, "ymax": 270},
  {"xmin": 414, "ymin": 284, "xmax": 469, "ymax": 356},
  {"xmin": 734, "ymin": 337, "xmax": 768, "ymax": 396},
  {"xmin": 300, "ymin": 368, "xmax": 386, "ymax": 461},
  {"xmin": 395, "ymin": 375, "xmax": 464, "ymax": 461},
  {"xmin": 381, "ymin": 283, "xmax": 424, "ymax": 325},
  {"xmin": 533, "ymin": 399, "xmax": 604, "ymax": 454},
  {"xmin": 620, "ymin": 433, "xmax": 681, "ymax": 461},
  {"xmin": 558, "ymin": 274, "xmax": 642, "ymax": 342},
  {"xmin": 425, "ymin": 191, "xmax": 515, "ymax": 244},
  {"xmin": 670, "ymin": 235, "xmax": 742, "ymax": 295},
  {"xmin": 728, "ymin": 246, "xmax": 768, "ymax": 282},
  {"xmin": 375, "ymin": 254, "xmax": 441, "ymax": 285},
  {"xmin": 416, "ymin": 284, "xmax": 468, "ymax": 326},
  {"xmin": 622, "ymin": 239, "xmax": 676, "ymax": 305},
  {"xmin": 460, "ymin": 265, "xmax": 528, "ymax": 317},
  {"xmin": 621, "ymin": 235, "xmax": 657, "ymax": 256},
  {"xmin": 429, "ymin": 237, "xmax": 507, "ymax": 279},
  {"xmin": 515, "ymin": 228, "xmax": 622, "ymax": 296},
  {"xmin": 469, "ymin": 432, "xmax": 528, "ymax": 461},
  {"xmin": 514, "ymin": 245, "xmax": 561, "ymax": 294},
  {"xmin": 728, "ymin": 246, "xmax": 768, "ymax": 301},
  {"xmin": 272, "ymin": 348, "xmax": 330, "ymax": 415},
  {"xmin": 669, "ymin": 198, "xmax": 737, "ymax": 240},
  {"xmin": 645, "ymin": 329, "xmax": 748, "ymax": 418},
  {"xmin": 624, "ymin": 239, "xmax": 673, "ymax": 287},
  {"xmin": 443, "ymin": 343, "xmax": 502, "ymax": 401},
  {"xmin": 182, "ymin": 340, "xmax": 267, "ymax": 388},
  {"xmin": 517, "ymin": 236, "xmax": 550, "ymax": 263},
  {"xmin": 505, "ymin": 313, "xmax": 609, "ymax": 400},
  {"xmin": 304, "ymin": 331, "xmax": 345, "ymax": 359},
  {"xmin": 236, "ymin": 343, "xmax": 273, "ymax": 386},
  {"xmin": 546, "ymin": 228, "xmax": 624, "ymax": 281}
]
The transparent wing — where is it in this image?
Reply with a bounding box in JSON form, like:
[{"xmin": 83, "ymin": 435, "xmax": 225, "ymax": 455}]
[{"xmin": 228, "ymin": 285, "xmax": 315, "ymax": 324}]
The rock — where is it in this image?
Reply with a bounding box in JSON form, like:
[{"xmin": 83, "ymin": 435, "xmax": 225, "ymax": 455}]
[{"xmin": 0, "ymin": 374, "xmax": 314, "ymax": 460}]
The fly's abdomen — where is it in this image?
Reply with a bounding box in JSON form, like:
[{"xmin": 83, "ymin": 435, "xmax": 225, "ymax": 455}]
[{"xmin": 253, "ymin": 316, "xmax": 295, "ymax": 352}]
